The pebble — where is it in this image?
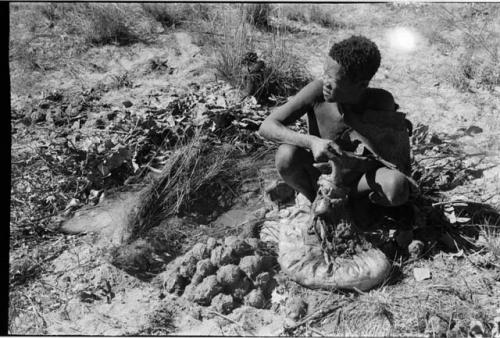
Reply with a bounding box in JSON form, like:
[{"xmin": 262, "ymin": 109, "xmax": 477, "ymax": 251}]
[
  {"xmin": 191, "ymin": 275, "xmax": 222, "ymax": 306},
  {"xmin": 408, "ymin": 240, "xmax": 425, "ymax": 259},
  {"xmin": 196, "ymin": 259, "xmax": 216, "ymax": 278},
  {"xmin": 244, "ymin": 288, "xmax": 266, "ymax": 309},
  {"xmin": 216, "ymin": 264, "xmax": 243, "ymax": 288},
  {"xmin": 239, "ymin": 255, "xmax": 263, "ymax": 279},
  {"xmin": 206, "ymin": 237, "xmax": 218, "ymax": 251},
  {"xmin": 285, "ymin": 297, "xmax": 307, "ymax": 321},
  {"xmin": 413, "ymin": 267, "xmax": 431, "ymax": 281},
  {"xmin": 210, "ymin": 293, "xmax": 235, "ymax": 315},
  {"xmin": 425, "ymin": 315, "xmax": 448, "ymax": 336}
]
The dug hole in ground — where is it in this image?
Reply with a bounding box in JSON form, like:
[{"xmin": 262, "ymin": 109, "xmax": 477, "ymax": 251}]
[{"xmin": 9, "ymin": 3, "xmax": 500, "ymax": 336}]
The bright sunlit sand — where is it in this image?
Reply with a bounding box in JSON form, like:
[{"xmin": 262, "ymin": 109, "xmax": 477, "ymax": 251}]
[{"xmin": 386, "ymin": 27, "xmax": 419, "ymax": 53}]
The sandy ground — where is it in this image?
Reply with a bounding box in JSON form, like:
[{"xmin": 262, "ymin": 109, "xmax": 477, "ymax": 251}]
[{"xmin": 10, "ymin": 4, "xmax": 500, "ymax": 335}]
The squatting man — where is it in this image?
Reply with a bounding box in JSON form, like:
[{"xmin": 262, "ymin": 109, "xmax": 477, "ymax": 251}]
[{"xmin": 259, "ymin": 36, "xmax": 412, "ymax": 219}]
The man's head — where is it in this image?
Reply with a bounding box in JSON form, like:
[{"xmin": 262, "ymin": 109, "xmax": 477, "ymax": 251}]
[{"xmin": 322, "ymin": 35, "xmax": 381, "ymax": 103}]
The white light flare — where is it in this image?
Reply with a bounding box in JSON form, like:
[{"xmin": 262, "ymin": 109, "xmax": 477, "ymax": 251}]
[{"xmin": 385, "ymin": 27, "xmax": 419, "ymax": 53}]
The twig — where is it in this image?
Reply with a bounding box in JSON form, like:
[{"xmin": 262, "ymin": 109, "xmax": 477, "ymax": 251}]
[
  {"xmin": 335, "ymin": 308, "xmax": 342, "ymax": 328},
  {"xmin": 432, "ymin": 199, "xmax": 487, "ymax": 207},
  {"xmin": 207, "ymin": 311, "xmax": 255, "ymax": 336},
  {"xmin": 285, "ymin": 300, "xmax": 349, "ymax": 332},
  {"xmin": 145, "ymin": 165, "xmax": 163, "ymax": 174},
  {"xmin": 482, "ymin": 193, "xmax": 499, "ymax": 203},
  {"xmin": 309, "ymin": 327, "xmax": 326, "ymax": 336},
  {"xmin": 23, "ymin": 294, "xmax": 47, "ymax": 328},
  {"xmin": 462, "ymin": 277, "xmax": 474, "ymax": 302},
  {"xmin": 352, "ymin": 287, "xmax": 366, "ymax": 295}
]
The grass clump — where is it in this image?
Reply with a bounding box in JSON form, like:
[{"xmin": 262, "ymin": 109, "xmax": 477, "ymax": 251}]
[
  {"xmin": 128, "ymin": 131, "xmax": 238, "ymax": 239},
  {"xmin": 277, "ymin": 4, "xmax": 348, "ymax": 29},
  {"xmin": 449, "ymin": 53, "xmax": 500, "ymax": 92},
  {"xmin": 308, "ymin": 5, "xmax": 347, "ymax": 29},
  {"xmin": 142, "ymin": 3, "xmax": 184, "ymax": 28},
  {"xmin": 433, "ymin": 4, "xmax": 500, "ymax": 92},
  {"xmin": 137, "ymin": 303, "xmax": 176, "ymax": 335},
  {"xmin": 9, "ymin": 3, "xmax": 156, "ymax": 94},
  {"xmin": 253, "ymin": 36, "xmax": 312, "ymax": 102},
  {"xmin": 141, "ymin": 3, "xmax": 212, "ymax": 29},
  {"xmin": 479, "ymin": 223, "xmax": 500, "ymax": 258},
  {"xmin": 18, "ymin": 3, "xmax": 155, "ymax": 46},
  {"xmin": 244, "ymin": 3, "xmax": 271, "ymax": 29},
  {"xmin": 211, "ymin": 8, "xmax": 311, "ymax": 102},
  {"xmin": 62, "ymin": 3, "xmax": 152, "ymax": 46}
]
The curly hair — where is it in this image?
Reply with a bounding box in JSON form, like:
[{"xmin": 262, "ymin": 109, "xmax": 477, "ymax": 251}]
[{"xmin": 328, "ymin": 35, "xmax": 381, "ymax": 81}]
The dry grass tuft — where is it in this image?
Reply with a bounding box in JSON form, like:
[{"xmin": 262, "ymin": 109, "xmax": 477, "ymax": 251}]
[
  {"xmin": 9, "ymin": 3, "xmax": 157, "ymax": 95},
  {"xmin": 255, "ymin": 36, "xmax": 312, "ymax": 101},
  {"xmin": 58, "ymin": 3, "xmax": 153, "ymax": 46},
  {"xmin": 141, "ymin": 3, "xmax": 212, "ymax": 29},
  {"xmin": 277, "ymin": 4, "xmax": 349, "ymax": 29},
  {"xmin": 479, "ymin": 223, "xmax": 500, "ymax": 258},
  {"xmin": 243, "ymin": 3, "xmax": 271, "ymax": 30},
  {"xmin": 433, "ymin": 4, "xmax": 500, "ymax": 92},
  {"xmin": 141, "ymin": 3, "xmax": 185, "ymax": 28},
  {"xmin": 137, "ymin": 303, "xmax": 176, "ymax": 335},
  {"xmin": 211, "ymin": 8, "xmax": 311, "ymax": 102},
  {"xmin": 127, "ymin": 130, "xmax": 238, "ymax": 239},
  {"xmin": 210, "ymin": 8, "xmax": 256, "ymax": 92}
]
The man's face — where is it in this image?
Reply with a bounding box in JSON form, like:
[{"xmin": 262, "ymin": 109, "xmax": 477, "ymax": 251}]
[{"xmin": 322, "ymin": 57, "xmax": 367, "ymax": 104}]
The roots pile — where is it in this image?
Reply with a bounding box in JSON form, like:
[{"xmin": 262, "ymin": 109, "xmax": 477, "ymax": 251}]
[{"xmin": 155, "ymin": 235, "xmax": 279, "ymax": 314}]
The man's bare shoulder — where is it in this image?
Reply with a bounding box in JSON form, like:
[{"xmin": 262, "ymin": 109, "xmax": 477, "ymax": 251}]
[
  {"xmin": 363, "ymin": 88, "xmax": 396, "ymax": 111},
  {"xmin": 293, "ymin": 79, "xmax": 324, "ymax": 106}
]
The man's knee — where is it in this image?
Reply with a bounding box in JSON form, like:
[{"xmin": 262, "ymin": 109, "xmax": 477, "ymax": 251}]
[
  {"xmin": 381, "ymin": 170, "xmax": 409, "ymax": 206},
  {"xmin": 275, "ymin": 144, "xmax": 308, "ymax": 176}
]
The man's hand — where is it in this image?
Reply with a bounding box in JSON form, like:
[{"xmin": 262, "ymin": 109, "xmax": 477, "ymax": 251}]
[{"xmin": 310, "ymin": 138, "xmax": 341, "ymax": 162}]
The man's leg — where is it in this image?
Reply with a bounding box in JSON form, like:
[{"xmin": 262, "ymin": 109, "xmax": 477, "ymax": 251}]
[
  {"xmin": 347, "ymin": 167, "xmax": 411, "ymax": 229},
  {"xmin": 352, "ymin": 166, "xmax": 410, "ymax": 207},
  {"xmin": 275, "ymin": 144, "xmax": 321, "ymax": 202}
]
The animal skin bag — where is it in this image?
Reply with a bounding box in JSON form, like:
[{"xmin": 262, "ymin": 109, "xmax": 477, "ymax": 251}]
[{"xmin": 278, "ymin": 108, "xmax": 414, "ymax": 291}]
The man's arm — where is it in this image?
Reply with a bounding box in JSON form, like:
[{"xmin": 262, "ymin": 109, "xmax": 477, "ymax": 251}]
[{"xmin": 259, "ymin": 80, "xmax": 341, "ymax": 160}]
